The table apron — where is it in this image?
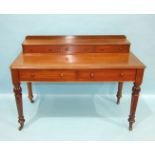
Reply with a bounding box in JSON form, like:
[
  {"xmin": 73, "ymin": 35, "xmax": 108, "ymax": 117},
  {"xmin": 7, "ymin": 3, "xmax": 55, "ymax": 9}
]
[{"xmin": 18, "ymin": 69, "xmax": 137, "ymax": 82}]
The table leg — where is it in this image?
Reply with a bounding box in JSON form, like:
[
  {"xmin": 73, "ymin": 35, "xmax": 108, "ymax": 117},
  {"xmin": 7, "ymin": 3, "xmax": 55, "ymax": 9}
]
[
  {"xmin": 13, "ymin": 83, "xmax": 25, "ymax": 130},
  {"xmin": 27, "ymin": 82, "xmax": 34, "ymax": 103},
  {"xmin": 116, "ymin": 82, "xmax": 123, "ymax": 104},
  {"xmin": 128, "ymin": 82, "xmax": 141, "ymax": 131}
]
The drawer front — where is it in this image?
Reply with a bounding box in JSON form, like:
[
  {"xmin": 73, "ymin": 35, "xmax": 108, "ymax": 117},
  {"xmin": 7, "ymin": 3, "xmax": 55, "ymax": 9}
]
[
  {"xmin": 95, "ymin": 45, "xmax": 129, "ymax": 53},
  {"xmin": 61, "ymin": 45, "xmax": 94, "ymax": 54},
  {"xmin": 23, "ymin": 45, "xmax": 129, "ymax": 53},
  {"xmin": 23, "ymin": 45, "xmax": 60, "ymax": 53},
  {"xmin": 19, "ymin": 70, "xmax": 76, "ymax": 81},
  {"xmin": 78, "ymin": 69, "xmax": 136, "ymax": 81}
]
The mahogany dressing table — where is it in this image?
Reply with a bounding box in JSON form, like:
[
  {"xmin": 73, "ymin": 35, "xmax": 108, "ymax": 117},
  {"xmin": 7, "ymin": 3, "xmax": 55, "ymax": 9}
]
[{"xmin": 10, "ymin": 35, "xmax": 145, "ymax": 131}]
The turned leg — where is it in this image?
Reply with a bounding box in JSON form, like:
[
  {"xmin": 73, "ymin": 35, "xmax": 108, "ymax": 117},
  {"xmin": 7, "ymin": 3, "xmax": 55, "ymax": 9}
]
[
  {"xmin": 27, "ymin": 82, "xmax": 34, "ymax": 103},
  {"xmin": 116, "ymin": 82, "xmax": 123, "ymax": 104},
  {"xmin": 128, "ymin": 82, "xmax": 141, "ymax": 131},
  {"xmin": 13, "ymin": 83, "xmax": 25, "ymax": 130}
]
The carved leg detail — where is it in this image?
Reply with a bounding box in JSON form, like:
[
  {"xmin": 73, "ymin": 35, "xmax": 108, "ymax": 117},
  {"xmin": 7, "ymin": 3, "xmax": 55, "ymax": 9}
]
[
  {"xmin": 27, "ymin": 82, "xmax": 34, "ymax": 103},
  {"xmin": 14, "ymin": 83, "xmax": 25, "ymax": 130},
  {"xmin": 128, "ymin": 83, "xmax": 141, "ymax": 131},
  {"xmin": 116, "ymin": 82, "xmax": 123, "ymax": 104}
]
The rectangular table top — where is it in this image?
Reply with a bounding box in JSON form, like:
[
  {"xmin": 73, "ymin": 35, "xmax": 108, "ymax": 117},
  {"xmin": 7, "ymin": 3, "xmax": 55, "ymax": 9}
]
[{"xmin": 11, "ymin": 52, "xmax": 145, "ymax": 70}]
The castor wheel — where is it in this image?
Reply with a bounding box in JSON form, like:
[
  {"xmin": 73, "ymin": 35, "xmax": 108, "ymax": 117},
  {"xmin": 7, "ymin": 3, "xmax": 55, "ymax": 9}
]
[
  {"xmin": 30, "ymin": 99, "xmax": 34, "ymax": 103},
  {"xmin": 129, "ymin": 123, "xmax": 133, "ymax": 131},
  {"xmin": 18, "ymin": 123, "xmax": 24, "ymax": 131}
]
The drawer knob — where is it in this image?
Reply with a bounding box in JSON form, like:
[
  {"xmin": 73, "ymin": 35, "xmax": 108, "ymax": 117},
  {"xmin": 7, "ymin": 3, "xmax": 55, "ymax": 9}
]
[
  {"xmin": 120, "ymin": 73, "xmax": 125, "ymax": 77},
  {"xmin": 30, "ymin": 74, "xmax": 35, "ymax": 78},
  {"xmin": 90, "ymin": 72, "xmax": 94, "ymax": 78},
  {"xmin": 119, "ymin": 47, "xmax": 123, "ymax": 50},
  {"xmin": 60, "ymin": 73, "xmax": 64, "ymax": 78},
  {"xmin": 49, "ymin": 48, "xmax": 52, "ymax": 52},
  {"xmin": 100, "ymin": 49, "xmax": 105, "ymax": 51},
  {"xmin": 84, "ymin": 48, "xmax": 91, "ymax": 52},
  {"xmin": 29, "ymin": 49, "xmax": 33, "ymax": 52},
  {"xmin": 65, "ymin": 47, "xmax": 69, "ymax": 51}
]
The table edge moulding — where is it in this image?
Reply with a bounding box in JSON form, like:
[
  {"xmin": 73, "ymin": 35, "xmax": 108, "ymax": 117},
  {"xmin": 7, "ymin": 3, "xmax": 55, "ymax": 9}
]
[{"xmin": 10, "ymin": 35, "xmax": 146, "ymax": 131}]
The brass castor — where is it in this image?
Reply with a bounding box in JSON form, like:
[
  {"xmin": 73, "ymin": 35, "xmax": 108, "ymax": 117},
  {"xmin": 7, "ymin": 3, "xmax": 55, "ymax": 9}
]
[
  {"xmin": 116, "ymin": 97, "xmax": 121, "ymax": 104},
  {"xmin": 30, "ymin": 99, "xmax": 34, "ymax": 103},
  {"xmin": 129, "ymin": 123, "xmax": 133, "ymax": 131},
  {"xmin": 18, "ymin": 123, "xmax": 24, "ymax": 131}
]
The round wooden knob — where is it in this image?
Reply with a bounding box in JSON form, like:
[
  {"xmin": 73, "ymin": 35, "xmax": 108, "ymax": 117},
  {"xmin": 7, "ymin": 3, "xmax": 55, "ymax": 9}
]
[
  {"xmin": 120, "ymin": 73, "xmax": 125, "ymax": 77},
  {"xmin": 65, "ymin": 47, "xmax": 69, "ymax": 51},
  {"xmin": 99, "ymin": 48, "xmax": 105, "ymax": 52},
  {"xmin": 90, "ymin": 72, "xmax": 94, "ymax": 78},
  {"xmin": 60, "ymin": 73, "xmax": 64, "ymax": 78},
  {"xmin": 119, "ymin": 47, "xmax": 123, "ymax": 51},
  {"xmin": 29, "ymin": 49, "xmax": 33, "ymax": 52},
  {"xmin": 30, "ymin": 74, "xmax": 35, "ymax": 78},
  {"xmin": 49, "ymin": 48, "xmax": 53, "ymax": 52}
]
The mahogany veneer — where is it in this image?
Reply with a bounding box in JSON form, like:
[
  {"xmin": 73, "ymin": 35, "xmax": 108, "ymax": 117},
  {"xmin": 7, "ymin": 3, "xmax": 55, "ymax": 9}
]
[{"xmin": 10, "ymin": 35, "xmax": 145, "ymax": 131}]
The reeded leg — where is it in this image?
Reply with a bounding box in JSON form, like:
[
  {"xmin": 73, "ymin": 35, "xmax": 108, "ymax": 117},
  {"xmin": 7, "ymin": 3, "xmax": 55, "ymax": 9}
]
[
  {"xmin": 116, "ymin": 82, "xmax": 123, "ymax": 104},
  {"xmin": 27, "ymin": 82, "xmax": 34, "ymax": 103},
  {"xmin": 14, "ymin": 83, "xmax": 25, "ymax": 130},
  {"xmin": 128, "ymin": 82, "xmax": 141, "ymax": 131}
]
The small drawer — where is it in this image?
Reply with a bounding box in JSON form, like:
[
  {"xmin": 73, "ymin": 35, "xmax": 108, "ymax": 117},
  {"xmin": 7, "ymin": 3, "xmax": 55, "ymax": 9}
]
[
  {"xmin": 23, "ymin": 45, "xmax": 60, "ymax": 53},
  {"xmin": 78, "ymin": 69, "xmax": 136, "ymax": 81},
  {"xmin": 19, "ymin": 70, "xmax": 76, "ymax": 81},
  {"xmin": 61, "ymin": 45, "xmax": 94, "ymax": 54},
  {"xmin": 95, "ymin": 45, "xmax": 129, "ymax": 53}
]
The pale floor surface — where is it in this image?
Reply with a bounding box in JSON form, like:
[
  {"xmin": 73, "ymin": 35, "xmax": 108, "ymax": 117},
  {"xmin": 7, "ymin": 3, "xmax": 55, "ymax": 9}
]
[{"xmin": 0, "ymin": 94, "xmax": 155, "ymax": 141}]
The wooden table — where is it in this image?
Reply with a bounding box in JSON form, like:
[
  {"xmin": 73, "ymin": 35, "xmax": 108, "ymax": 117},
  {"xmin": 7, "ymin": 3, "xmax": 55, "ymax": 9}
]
[{"xmin": 10, "ymin": 35, "xmax": 145, "ymax": 131}]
